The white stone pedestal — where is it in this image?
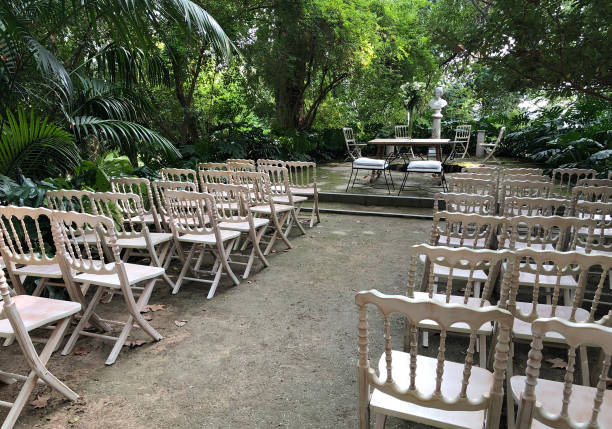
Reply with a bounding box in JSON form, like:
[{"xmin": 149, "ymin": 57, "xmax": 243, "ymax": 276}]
[
  {"xmin": 476, "ymin": 130, "xmax": 486, "ymax": 158},
  {"xmin": 431, "ymin": 110, "xmax": 442, "ymax": 138}
]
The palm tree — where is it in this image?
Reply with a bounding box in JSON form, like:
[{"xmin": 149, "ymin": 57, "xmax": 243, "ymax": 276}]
[{"xmin": 0, "ymin": 0, "xmax": 236, "ymax": 172}]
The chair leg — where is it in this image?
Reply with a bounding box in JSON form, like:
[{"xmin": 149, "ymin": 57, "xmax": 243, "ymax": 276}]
[
  {"xmin": 31, "ymin": 277, "xmax": 48, "ymax": 297},
  {"xmin": 207, "ymin": 239, "xmax": 240, "ymax": 299},
  {"xmin": 506, "ymin": 341, "xmax": 516, "ymax": 429},
  {"xmin": 265, "ymin": 212, "xmax": 291, "ymax": 255},
  {"xmin": 290, "ymin": 208, "xmax": 306, "ymax": 236},
  {"xmin": 374, "ymin": 414, "xmax": 386, "ymax": 429},
  {"xmin": 244, "ymin": 226, "xmax": 269, "ymax": 279},
  {"xmin": 172, "ymin": 244, "xmax": 196, "ymax": 294},
  {"xmin": 62, "ymin": 286, "xmax": 107, "ymax": 356},
  {"xmin": 397, "ymin": 172, "xmax": 408, "ymax": 196},
  {"xmin": 383, "ymin": 169, "xmax": 391, "ymax": 194},
  {"xmin": 346, "ymin": 168, "xmax": 354, "ymax": 192}
]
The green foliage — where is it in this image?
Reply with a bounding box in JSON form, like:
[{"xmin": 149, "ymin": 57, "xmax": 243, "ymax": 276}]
[
  {"xmin": 0, "ymin": 108, "xmax": 81, "ymax": 179},
  {"xmin": 0, "ymin": 174, "xmax": 56, "ymax": 207}
]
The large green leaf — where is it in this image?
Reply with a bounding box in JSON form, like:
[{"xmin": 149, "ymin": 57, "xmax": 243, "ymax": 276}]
[{"xmin": 0, "ymin": 108, "xmax": 81, "ymax": 179}]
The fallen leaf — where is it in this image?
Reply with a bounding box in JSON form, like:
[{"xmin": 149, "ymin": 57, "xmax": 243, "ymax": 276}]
[
  {"xmin": 30, "ymin": 395, "xmax": 49, "ymax": 409},
  {"xmin": 141, "ymin": 304, "xmax": 166, "ymax": 313},
  {"xmin": 124, "ymin": 340, "xmax": 147, "ymax": 348},
  {"xmin": 546, "ymin": 358, "xmax": 568, "ymax": 369},
  {"xmin": 174, "ymin": 320, "xmax": 187, "ymax": 327},
  {"xmin": 69, "ymin": 416, "xmax": 80, "ymax": 424},
  {"xmin": 142, "ymin": 313, "xmax": 153, "ymax": 321},
  {"xmin": 74, "ymin": 348, "xmax": 89, "ymax": 356}
]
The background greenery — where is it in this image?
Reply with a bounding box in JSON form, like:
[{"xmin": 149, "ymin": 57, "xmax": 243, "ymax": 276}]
[{"xmin": 1, "ymin": 0, "xmax": 610, "ymax": 206}]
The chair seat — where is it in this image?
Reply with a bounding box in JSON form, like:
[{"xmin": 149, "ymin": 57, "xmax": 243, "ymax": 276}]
[
  {"xmin": 250, "ymin": 204, "xmax": 294, "ymax": 214},
  {"xmin": 511, "ymin": 302, "xmax": 589, "ymax": 341},
  {"xmin": 412, "ymin": 292, "xmax": 492, "ymax": 333},
  {"xmin": 353, "ymin": 157, "xmax": 388, "ymax": 169},
  {"xmin": 12, "ymin": 263, "xmax": 63, "ymax": 279},
  {"xmin": 129, "ymin": 213, "xmax": 157, "ymax": 224},
  {"xmin": 116, "ymin": 233, "xmax": 173, "ymax": 249},
  {"xmin": 510, "ymin": 375, "xmax": 612, "ymax": 428},
  {"xmin": 370, "ymin": 351, "xmax": 492, "ymax": 429},
  {"xmin": 290, "ymin": 187, "xmax": 315, "ymax": 196},
  {"xmin": 219, "ymin": 218, "xmax": 269, "ymax": 232},
  {"xmin": 406, "ymin": 160, "xmax": 442, "ymax": 173},
  {"xmin": 73, "ymin": 263, "xmax": 165, "ymax": 288},
  {"xmin": 418, "ymin": 255, "xmax": 488, "ymax": 281},
  {"xmin": 272, "ymin": 195, "xmax": 308, "ymax": 204},
  {"xmin": 0, "ymin": 295, "xmax": 81, "ymax": 337},
  {"xmin": 178, "ymin": 229, "xmax": 240, "ymax": 244}
]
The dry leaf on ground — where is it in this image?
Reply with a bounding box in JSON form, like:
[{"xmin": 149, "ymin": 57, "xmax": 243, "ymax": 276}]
[
  {"xmin": 123, "ymin": 340, "xmax": 148, "ymax": 348},
  {"xmin": 30, "ymin": 395, "xmax": 49, "ymax": 409},
  {"xmin": 174, "ymin": 320, "xmax": 188, "ymax": 327},
  {"xmin": 142, "ymin": 313, "xmax": 153, "ymax": 321},
  {"xmin": 140, "ymin": 304, "xmax": 166, "ymax": 313},
  {"xmin": 546, "ymin": 358, "xmax": 568, "ymax": 369},
  {"xmin": 73, "ymin": 348, "xmax": 89, "ymax": 356}
]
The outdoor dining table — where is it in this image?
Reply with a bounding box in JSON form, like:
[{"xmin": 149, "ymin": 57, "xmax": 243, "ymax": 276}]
[{"xmin": 368, "ymin": 138, "xmax": 453, "ymax": 162}]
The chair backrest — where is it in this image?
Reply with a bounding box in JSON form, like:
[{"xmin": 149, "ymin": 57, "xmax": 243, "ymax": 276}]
[
  {"xmin": 450, "ymin": 172, "xmax": 492, "ymax": 181},
  {"xmin": 501, "ymin": 196, "xmax": 574, "ymax": 217},
  {"xmin": 394, "ymin": 125, "xmax": 409, "ymax": 139},
  {"xmin": 159, "ymin": 168, "xmax": 198, "ymax": 189},
  {"xmin": 502, "ymin": 167, "xmax": 543, "ymax": 176},
  {"xmin": 343, "ymin": 127, "xmax": 355, "ymax": 144},
  {"xmin": 226, "ymin": 158, "xmax": 255, "ymax": 166},
  {"xmin": 257, "ymin": 159, "xmax": 286, "ymax": 169},
  {"xmin": 198, "ymin": 169, "xmax": 234, "ymax": 193},
  {"xmin": 90, "ymin": 192, "xmax": 147, "ymax": 239},
  {"xmin": 433, "ymin": 192, "xmax": 496, "ymax": 215},
  {"xmin": 233, "ymin": 171, "xmax": 270, "ymax": 206},
  {"xmin": 497, "ymin": 215, "xmax": 585, "ymax": 252},
  {"xmin": 463, "ymin": 166, "xmax": 500, "ymax": 174},
  {"xmin": 257, "ymin": 165, "xmax": 292, "ymax": 200},
  {"xmin": 46, "ymin": 189, "xmax": 95, "ymax": 213},
  {"xmin": 430, "ymin": 212, "xmax": 503, "ymax": 250},
  {"xmin": 151, "ymin": 180, "xmax": 198, "ymax": 225},
  {"xmin": 164, "ymin": 190, "xmax": 218, "ymax": 236},
  {"xmin": 500, "ymin": 248, "xmax": 612, "ymax": 323},
  {"xmin": 516, "ymin": 317, "xmax": 612, "ymax": 429},
  {"xmin": 0, "ymin": 206, "xmax": 58, "ymax": 268},
  {"xmin": 51, "ymin": 211, "xmax": 120, "ymax": 276},
  {"xmin": 573, "ymin": 201, "xmax": 612, "ymax": 255},
  {"xmin": 355, "ymin": 287, "xmax": 513, "ymax": 429},
  {"xmin": 110, "ymin": 177, "xmax": 161, "ymax": 231},
  {"xmin": 503, "ymin": 174, "xmax": 550, "ymax": 183},
  {"xmin": 453, "ymin": 124, "xmax": 471, "ymax": 142},
  {"xmin": 447, "ymin": 178, "xmax": 497, "ymax": 198},
  {"xmin": 551, "ymin": 168, "xmax": 596, "ymax": 197},
  {"xmin": 576, "ymin": 178, "xmax": 612, "ymax": 188},
  {"xmin": 572, "ymin": 185, "xmax": 612, "ymax": 204},
  {"xmin": 482, "ymin": 126, "xmax": 505, "ymax": 161},
  {"xmin": 205, "ymin": 183, "xmax": 251, "ymax": 224},
  {"xmin": 196, "ymin": 162, "xmax": 228, "ymax": 172},
  {"xmin": 227, "ymin": 161, "xmax": 256, "ymax": 172},
  {"xmin": 500, "ymin": 181, "xmax": 553, "ymax": 214},
  {"xmin": 285, "ymin": 161, "xmax": 316, "ymax": 190}
]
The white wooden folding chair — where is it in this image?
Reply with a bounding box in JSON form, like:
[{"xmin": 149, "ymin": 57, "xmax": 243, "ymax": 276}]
[
  {"xmin": 433, "ymin": 192, "xmax": 496, "ymax": 215},
  {"xmin": 110, "ymin": 177, "xmax": 162, "ymax": 232},
  {"xmin": 411, "ymin": 243, "xmax": 510, "ymax": 367},
  {"xmin": 198, "ymin": 169, "xmax": 234, "ymax": 193},
  {"xmin": 52, "ymin": 211, "xmax": 164, "ymax": 365},
  {"xmin": 164, "ymin": 190, "xmax": 240, "ymax": 297},
  {"xmin": 90, "ymin": 192, "xmax": 176, "ymax": 290},
  {"xmin": 356, "ymin": 288, "xmax": 513, "ymax": 429},
  {"xmin": 151, "ymin": 180, "xmax": 198, "ymax": 232},
  {"xmin": 481, "ymin": 126, "xmax": 505, "ymax": 163},
  {"xmin": 551, "ymin": 167, "xmax": 596, "ymax": 197},
  {"xmin": 343, "ymin": 127, "xmax": 366, "ymax": 160},
  {"xmin": 499, "ymin": 248, "xmax": 611, "ymax": 396},
  {"xmin": 286, "ymin": 161, "xmax": 320, "ymax": 228},
  {"xmin": 452, "ymin": 124, "xmax": 471, "ymax": 159},
  {"xmin": 514, "ymin": 318, "xmax": 612, "ymax": 429},
  {"xmin": 501, "ymin": 196, "xmax": 574, "ymax": 217},
  {"xmin": 0, "ymin": 271, "xmax": 80, "ymax": 429},
  {"xmin": 257, "ymin": 165, "xmax": 307, "ymax": 238},
  {"xmin": 159, "ymin": 168, "xmax": 198, "ymax": 190},
  {"xmin": 256, "ymin": 159, "xmax": 286, "ymax": 170},
  {"xmin": 206, "ymin": 183, "xmax": 270, "ymax": 279},
  {"xmin": 233, "ymin": 171, "xmax": 293, "ymax": 255}
]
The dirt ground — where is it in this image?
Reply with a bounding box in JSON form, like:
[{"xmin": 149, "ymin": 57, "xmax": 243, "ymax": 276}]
[{"xmin": 0, "ymin": 211, "xmax": 575, "ymax": 429}]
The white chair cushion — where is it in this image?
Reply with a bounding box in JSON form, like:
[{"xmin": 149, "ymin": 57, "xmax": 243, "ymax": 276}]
[
  {"xmin": 353, "ymin": 157, "xmax": 388, "ymax": 169},
  {"xmin": 406, "ymin": 160, "xmax": 442, "ymax": 172}
]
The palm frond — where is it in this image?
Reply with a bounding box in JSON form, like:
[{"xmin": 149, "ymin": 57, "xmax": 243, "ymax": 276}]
[
  {"xmin": 0, "ymin": 108, "xmax": 81, "ymax": 179},
  {"xmin": 72, "ymin": 115, "xmax": 181, "ymax": 159}
]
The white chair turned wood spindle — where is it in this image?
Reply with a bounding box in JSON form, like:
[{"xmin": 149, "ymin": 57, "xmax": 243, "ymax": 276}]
[
  {"xmin": 501, "ymin": 196, "xmax": 574, "ymax": 217},
  {"xmin": 551, "ymin": 168, "xmax": 596, "ymax": 197},
  {"xmin": 411, "ymin": 243, "xmax": 510, "ymax": 368},
  {"xmin": 343, "ymin": 127, "xmax": 366, "ymax": 160},
  {"xmin": 90, "ymin": 192, "xmax": 176, "ymax": 289},
  {"xmin": 233, "ymin": 171, "xmax": 293, "ymax": 255},
  {"xmin": 151, "ymin": 180, "xmax": 198, "ymax": 232},
  {"xmin": 46, "ymin": 189, "xmax": 95, "ymax": 213},
  {"xmin": 51, "ymin": 211, "xmax": 164, "ymax": 365},
  {"xmin": 206, "ymin": 183, "xmax": 270, "ymax": 279},
  {"xmin": 159, "ymin": 168, "xmax": 198, "ymax": 190},
  {"xmin": 452, "ymin": 124, "xmax": 471, "ymax": 159},
  {"xmin": 499, "ymin": 181, "xmax": 554, "ymax": 215},
  {"xmin": 433, "ymin": 192, "xmax": 496, "ymax": 215},
  {"xmin": 514, "ymin": 318, "xmax": 612, "ymax": 429},
  {"xmin": 356, "ymin": 289, "xmax": 513, "ymax": 429},
  {"xmin": 198, "ymin": 169, "xmax": 234, "ymax": 193},
  {"xmin": 256, "ymin": 165, "xmax": 307, "ymax": 238},
  {"xmin": 111, "ymin": 177, "xmax": 162, "ymax": 232},
  {"xmin": 163, "ymin": 190, "xmax": 240, "ymax": 297},
  {"xmin": 285, "ymin": 161, "xmax": 321, "ymax": 228},
  {"xmin": 0, "ymin": 270, "xmax": 81, "ymax": 429}
]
